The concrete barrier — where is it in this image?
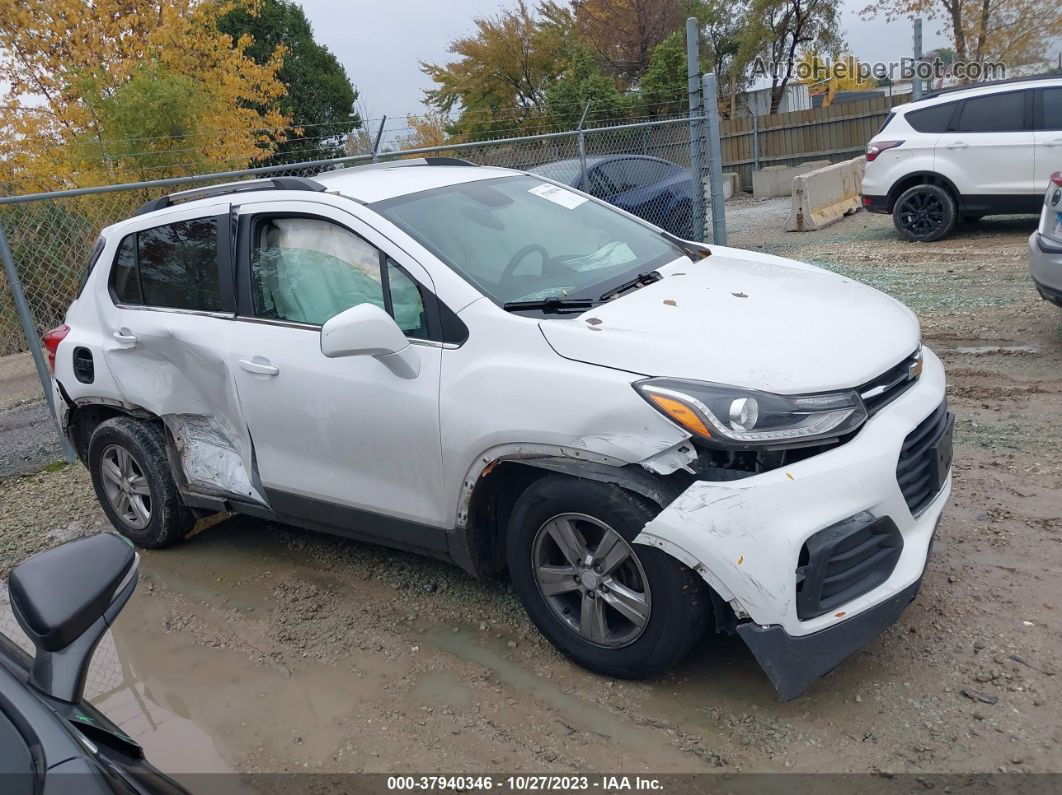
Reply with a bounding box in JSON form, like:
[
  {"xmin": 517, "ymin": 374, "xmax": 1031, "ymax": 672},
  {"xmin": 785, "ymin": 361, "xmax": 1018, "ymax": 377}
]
[
  {"xmin": 752, "ymin": 160, "xmax": 831, "ymax": 199},
  {"xmin": 785, "ymin": 156, "xmax": 866, "ymax": 232},
  {"xmin": 703, "ymin": 172, "xmax": 741, "ymax": 205}
]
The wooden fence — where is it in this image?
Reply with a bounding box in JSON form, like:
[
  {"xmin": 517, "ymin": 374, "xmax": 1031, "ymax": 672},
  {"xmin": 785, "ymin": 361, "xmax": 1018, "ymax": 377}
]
[{"xmin": 720, "ymin": 95, "xmax": 911, "ymax": 189}]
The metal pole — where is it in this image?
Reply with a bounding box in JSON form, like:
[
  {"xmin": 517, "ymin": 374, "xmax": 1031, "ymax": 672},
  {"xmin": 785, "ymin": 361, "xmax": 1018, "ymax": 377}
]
[
  {"xmin": 750, "ymin": 106, "xmax": 760, "ymax": 172},
  {"xmin": 0, "ymin": 221, "xmax": 75, "ymax": 461},
  {"xmin": 686, "ymin": 17, "xmax": 706, "ymax": 242},
  {"xmin": 370, "ymin": 115, "xmax": 387, "ymax": 162},
  {"xmin": 702, "ymin": 73, "xmax": 727, "ymax": 246},
  {"xmin": 577, "ymin": 100, "xmax": 591, "ymax": 189},
  {"xmin": 912, "ymin": 19, "xmax": 923, "ymax": 100}
]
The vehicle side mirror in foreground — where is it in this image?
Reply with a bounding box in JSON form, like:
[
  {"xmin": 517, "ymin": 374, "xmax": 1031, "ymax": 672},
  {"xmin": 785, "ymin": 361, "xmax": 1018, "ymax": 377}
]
[
  {"xmin": 8, "ymin": 533, "xmax": 138, "ymax": 703},
  {"xmin": 320, "ymin": 303, "xmax": 420, "ymax": 378}
]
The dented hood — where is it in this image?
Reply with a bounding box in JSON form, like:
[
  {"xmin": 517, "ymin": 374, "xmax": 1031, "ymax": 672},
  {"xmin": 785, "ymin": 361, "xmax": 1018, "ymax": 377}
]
[{"xmin": 538, "ymin": 249, "xmax": 920, "ymax": 394}]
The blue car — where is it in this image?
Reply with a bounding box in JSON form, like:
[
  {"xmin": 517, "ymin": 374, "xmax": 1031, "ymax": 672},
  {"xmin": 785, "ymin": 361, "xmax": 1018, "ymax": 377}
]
[{"xmin": 529, "ymin": 155, "xmax": 696, "ymax": 239}]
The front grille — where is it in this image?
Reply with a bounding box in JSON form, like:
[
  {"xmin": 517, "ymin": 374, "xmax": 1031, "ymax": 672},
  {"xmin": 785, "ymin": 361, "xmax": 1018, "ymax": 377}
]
[
  {"xmin": 858, "ymin": 349, "xmax": 922, "ymax": 416},
  {"xmin": 795, "ymin": 514, "xmax": 903, "ymax": 620},
  {"xmin": 896, "ymin": 400, "xmax": 953, "ymax": 516}
]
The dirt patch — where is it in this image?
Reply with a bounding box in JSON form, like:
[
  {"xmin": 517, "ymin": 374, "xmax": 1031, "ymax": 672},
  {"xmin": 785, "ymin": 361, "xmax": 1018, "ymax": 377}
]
[{"xmin": 1, "ymin": 206, "xmax": 1061, "ymax": 774}]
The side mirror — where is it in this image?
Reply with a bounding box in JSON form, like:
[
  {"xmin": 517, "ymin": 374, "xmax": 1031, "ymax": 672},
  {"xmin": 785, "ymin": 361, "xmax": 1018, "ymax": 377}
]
[
  {"xmin": 8, "ymin": 534, "xmax": 138, "ymax": 703},
  {"xmin": 320, "ymin": 303, "xmax": 420, "ymax": 378}
]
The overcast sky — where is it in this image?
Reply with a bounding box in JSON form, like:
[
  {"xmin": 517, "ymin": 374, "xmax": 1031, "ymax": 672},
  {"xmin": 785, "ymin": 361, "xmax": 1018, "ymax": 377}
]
[{"xmin": 298, "ymin": 0, "xmax": 951, "ymax": 124}]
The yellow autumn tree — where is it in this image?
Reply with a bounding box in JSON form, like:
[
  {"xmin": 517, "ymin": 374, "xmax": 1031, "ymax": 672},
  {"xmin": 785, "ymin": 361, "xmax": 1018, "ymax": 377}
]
[
  {"xmin": 799, "ymin": 51, "xmax": 876, "ymax": 105},
  {"xmin": 0, "ymin": 0, "xmax": 291, "ymax": 194}
]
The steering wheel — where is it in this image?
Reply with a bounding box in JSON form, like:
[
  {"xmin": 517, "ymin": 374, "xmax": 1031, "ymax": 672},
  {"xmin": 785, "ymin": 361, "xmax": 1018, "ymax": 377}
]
[{"xmin": 498, "ymin": 243, "xmax": 550, "ymax": 289}]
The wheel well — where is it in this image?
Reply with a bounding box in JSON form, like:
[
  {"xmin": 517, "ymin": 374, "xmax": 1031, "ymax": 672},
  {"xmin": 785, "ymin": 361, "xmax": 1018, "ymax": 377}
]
[
  {"xmin": 67, "ymin": 402, "xmax": 161, "ymax": 462},
  {"xmin": 886, "ymin": 172, "xmax": 960, "ymax": 213},
  {"xmin": 465, "ymin": 461, "xmax": 549, "ymax": 577},
  {"xmin": 462, "ymin": 459, "xmax": 687, "ymax": 578}
]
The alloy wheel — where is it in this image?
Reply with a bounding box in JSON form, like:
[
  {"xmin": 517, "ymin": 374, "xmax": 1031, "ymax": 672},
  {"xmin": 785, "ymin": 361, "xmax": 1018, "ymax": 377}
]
[
  {"xmin": 100, "ymin": 444, "xmax": 152, "ymax": 530},
  {"xmin": 531, "ymin": 513, "xmax": 651, "ymax": 648},
  {"xmin": 896, "ymin": 190, "xmax": 945, "ymax": 238}
]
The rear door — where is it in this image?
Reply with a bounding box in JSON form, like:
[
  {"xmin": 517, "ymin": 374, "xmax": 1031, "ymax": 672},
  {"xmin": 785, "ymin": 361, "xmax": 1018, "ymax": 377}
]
[
  {"xmin": 100, "ymin": 203, "xmax": 263, "ymax": 502},
  {"xmin": 935, "ymin": 89, "xmax": 1035, "ymax": 198},
  {"xmin": 1034, "ymin": 86, "xmax": 1062, "ymax": 191}
]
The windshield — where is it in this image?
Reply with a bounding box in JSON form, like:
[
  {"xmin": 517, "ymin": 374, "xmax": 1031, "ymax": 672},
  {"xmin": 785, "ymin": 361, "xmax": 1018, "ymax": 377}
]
[{"xmin": 372, "ymin": 175, "xmax": 687, "ymax": 307}]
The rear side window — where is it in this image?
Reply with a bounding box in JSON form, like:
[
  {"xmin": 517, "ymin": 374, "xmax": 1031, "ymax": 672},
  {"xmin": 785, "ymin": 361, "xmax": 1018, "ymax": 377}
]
[
  {"xmin": 110, "ymin": 217, "xmax": 222, "ymax": 311},
  {"xmin": 1041, "ymin": 87, "xmax": 1062, "ymax": 130},
  {"xmin": 137, "ymin": 218, "xmax": 221, "ymax": 311},
  {"xmin": 111, "ymin": 236, "xmax": 141, "ymax": 304},
  {"xmin": 906, "ymin": 102, "xmax": 957, "ymax": 133},
  {"xmin": 954, "ymin": 91, "xmax": 1027, "ymax": 132}
]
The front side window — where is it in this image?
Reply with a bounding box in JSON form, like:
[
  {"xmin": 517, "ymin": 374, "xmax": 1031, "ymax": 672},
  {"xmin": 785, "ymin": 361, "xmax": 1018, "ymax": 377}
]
[
  {"xmin": 954, "ymin": 91, "xmax": 1027, "ymax": 133},
  {"xmin": 372, "ymin": 175, "xmax": 687, "ymax": 307},
  {"xmin": 250, "ymin": 217, "xmax": 427, "ymax": 336},
  {"xmin": 109, "ymin": 217, "xmax": 221, "ymax": 311}
]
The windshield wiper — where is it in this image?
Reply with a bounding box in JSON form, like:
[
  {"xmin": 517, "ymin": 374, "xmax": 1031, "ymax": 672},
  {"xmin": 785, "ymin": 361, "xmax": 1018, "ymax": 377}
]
[
  {"xmin": 599, "ymin": 270, "xmax": 661, "ymax": 302},
  {"xmin": 502, "ymin": 297, "xmax": 599, "ymax": 313}
]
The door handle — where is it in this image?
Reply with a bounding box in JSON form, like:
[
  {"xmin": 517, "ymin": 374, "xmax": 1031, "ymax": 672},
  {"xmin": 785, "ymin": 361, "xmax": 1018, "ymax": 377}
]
[
  {"xmin": 239, "ymin": 358, "xmax": 279, "ymax": 376},
  {"xmin": 945, "ymin": 141, "xmax": 968, "ymax": 150},
  {"xmin": 112, "ymin": 330, "xmax": 138, "ymax": 346},
  {"xmin": 1045, "ymin": 138, "xmax": 1062, "ymax": 147}
]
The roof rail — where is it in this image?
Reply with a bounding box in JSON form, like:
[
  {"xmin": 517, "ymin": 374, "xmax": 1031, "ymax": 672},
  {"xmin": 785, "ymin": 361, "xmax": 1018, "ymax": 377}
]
[
  {"xmin": 922, "ymin": 71, "xmax": 1062, "ymax": 100},
  {"xmin": 133, "ymin": 176, "xmax": 326, "ymax": 217},
  {"xmin": 331, "ymin": 157, "xmax": 476, "ymax": 174}
]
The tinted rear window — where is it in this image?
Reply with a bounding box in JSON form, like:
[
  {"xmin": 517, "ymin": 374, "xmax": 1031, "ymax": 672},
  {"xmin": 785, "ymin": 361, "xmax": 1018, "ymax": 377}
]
[
  {"xmin": 954, "ymin": 91, "xmax": 1027, "ymax": 132},
  {"xmin": 1041, "ymin": 87, "xmax": 1062, "ymax": 130},
  {"xmin": 137, "ymin": 218, "xmax": 221, "ymax": 311},
  {"xmin": 110, "ymin": 235, "xmax": 141, "ymax": 304},
  {"xmin": 906, "ymin": 102, "xmax": 957, "ymax": 133}
]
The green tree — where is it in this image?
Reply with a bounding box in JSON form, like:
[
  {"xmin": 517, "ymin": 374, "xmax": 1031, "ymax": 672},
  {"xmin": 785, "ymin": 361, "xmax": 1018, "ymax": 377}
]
[
  {"xmin": 218, "ymin": 0, "xmax": 360, "ymax": 163},
  {"xmin": 72, "ymin": 63, "xmax": 211, "ymax": 182},
  {"xmin": 544, "ymin": 45, "xmax": 631, "ymax": 127},
  {"xmin": 638, "ymin": 31, "xmax": 687, "ymax": 116}
]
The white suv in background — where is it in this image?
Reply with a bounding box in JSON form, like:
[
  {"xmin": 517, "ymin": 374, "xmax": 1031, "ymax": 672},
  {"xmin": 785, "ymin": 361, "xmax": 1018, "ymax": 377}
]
[
  {"xmin": 862, "ymin": 77, "xmax": 1062, "ymax": 241},
  {"xmin": 44, "ymin": 160, "xmax": 951, "ymax": 700}
]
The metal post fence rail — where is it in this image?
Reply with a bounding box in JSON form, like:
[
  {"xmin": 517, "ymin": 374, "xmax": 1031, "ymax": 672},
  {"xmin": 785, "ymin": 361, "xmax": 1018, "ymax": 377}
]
[
  {"xmin": 702, "ymin": 73, "xmax": 728, "ymax": 246},
  {"xmin": 685, "ymin": 17, "xmax": 707, "ymax": 246}
]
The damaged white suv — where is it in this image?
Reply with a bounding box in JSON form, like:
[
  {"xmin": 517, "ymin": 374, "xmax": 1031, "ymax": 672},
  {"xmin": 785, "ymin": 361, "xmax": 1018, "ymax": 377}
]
[{"xmin": 47, "ymin": 158, "xmax": 952, "ymax": 699}]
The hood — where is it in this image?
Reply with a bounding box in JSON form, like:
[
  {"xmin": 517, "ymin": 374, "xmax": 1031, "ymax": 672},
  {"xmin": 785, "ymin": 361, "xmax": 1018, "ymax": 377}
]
[{"xmin": 538, "ymin": 249, "xmax": 920, "ymax": 394}]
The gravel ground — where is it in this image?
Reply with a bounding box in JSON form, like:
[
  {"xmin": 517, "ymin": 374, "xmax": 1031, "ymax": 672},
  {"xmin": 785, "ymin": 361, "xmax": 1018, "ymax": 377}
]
[{"xmin": 1, "ymin": 201, "xmax": 1060, "ymax": 777}]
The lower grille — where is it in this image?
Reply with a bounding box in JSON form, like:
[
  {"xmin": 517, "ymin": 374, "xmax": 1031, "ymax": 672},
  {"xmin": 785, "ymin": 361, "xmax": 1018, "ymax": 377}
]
[
  {"xmin": 796, "ymin": 514, "xmax": 903, "ymax": 620},
  {"xmin": 896, "ymin": 401, "xmax": 953, "ymax": 516}
]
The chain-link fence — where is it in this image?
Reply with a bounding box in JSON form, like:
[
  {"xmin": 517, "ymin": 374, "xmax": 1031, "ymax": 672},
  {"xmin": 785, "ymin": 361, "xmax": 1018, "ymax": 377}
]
[{"xmin": 0, "ymin": 113, "xmax": 721, "ymax": 358}]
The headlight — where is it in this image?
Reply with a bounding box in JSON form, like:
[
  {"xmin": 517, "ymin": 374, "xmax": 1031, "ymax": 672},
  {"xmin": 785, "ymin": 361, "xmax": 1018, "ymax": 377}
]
[{"xmin": 634, "ymin": 378, "xmax": 867, "ymax": 447}]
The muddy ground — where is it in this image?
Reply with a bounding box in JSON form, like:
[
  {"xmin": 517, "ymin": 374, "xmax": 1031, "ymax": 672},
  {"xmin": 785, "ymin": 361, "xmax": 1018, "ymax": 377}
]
[{"xmin": 1, "ymin": 199, "xmax": 1060, "ymax": 776}]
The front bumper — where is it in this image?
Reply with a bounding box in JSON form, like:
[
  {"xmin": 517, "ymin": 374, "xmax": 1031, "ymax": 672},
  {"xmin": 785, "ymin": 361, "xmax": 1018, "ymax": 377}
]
[
  {"xmin": 1029, "ymin": 232, "xmax": 1062, "ymax": 305},
  {"xmin": 634, "ymin": 347, "xmax": 950, "ymax": 697}
]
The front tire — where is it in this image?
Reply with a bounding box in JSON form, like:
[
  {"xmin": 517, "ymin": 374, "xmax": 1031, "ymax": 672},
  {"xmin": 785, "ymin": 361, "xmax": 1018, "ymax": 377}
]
[
  {"xmin": 88, "ymin": 417, "xmax": 196, "ymax": 549},
  {"xmin": 893, "ymin": 183, "xmax": 958, "ymax": 242},
  {"xmin": 506, "ymin": 476, "xmax": 710, "ymax": 679}
]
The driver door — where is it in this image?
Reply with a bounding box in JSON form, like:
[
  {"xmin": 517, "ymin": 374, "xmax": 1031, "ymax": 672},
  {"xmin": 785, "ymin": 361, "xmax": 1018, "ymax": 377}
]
[{"xmin": 227, "ymin": 200, "xmax": 449, "ymax": 548}]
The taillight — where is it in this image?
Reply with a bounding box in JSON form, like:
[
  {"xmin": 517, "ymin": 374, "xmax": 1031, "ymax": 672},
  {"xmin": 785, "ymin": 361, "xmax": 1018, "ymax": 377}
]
[
  {"xmin": 42, "ymin": 324, "xmax": 70, "ymax": 373},
  {"xmin": 1052, "ymin": 171, "xmax": 1062, "ymax": 187},
  {"xmin": 866, "ymin": 140, "xmax": 904, "ymax": 162}
]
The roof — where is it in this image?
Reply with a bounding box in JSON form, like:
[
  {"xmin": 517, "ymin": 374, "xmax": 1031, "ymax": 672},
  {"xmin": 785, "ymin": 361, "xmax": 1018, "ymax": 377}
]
[
  {"xmin": 315, "ymin": 162, "xmax": 513, "ymax": 203},
  {"xmin": 897, "ymin": 76, "xmax": 1062, "ymax": 112}
]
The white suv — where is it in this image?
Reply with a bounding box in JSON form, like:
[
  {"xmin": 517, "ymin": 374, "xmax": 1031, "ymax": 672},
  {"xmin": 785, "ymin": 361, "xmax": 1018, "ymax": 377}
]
[
  {"xmin": 45, "ymin": 159, "xmax": 952, "ymax": 700},
  {"xmin": 862, "ymin": 77, "xmax": 1062, "ymax": 241}
]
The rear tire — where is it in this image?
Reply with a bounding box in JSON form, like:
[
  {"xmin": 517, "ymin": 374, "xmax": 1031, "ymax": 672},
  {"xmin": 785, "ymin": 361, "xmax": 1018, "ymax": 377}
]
[
  {"xmin": 88, "ymin": 417, "xmax": 195, "ymax": 549},
  {"xmin": 506, "ymin": 476, "xmax": 710, "ymax": 679},
  {"xmin": 893, "ymin": 183, "xmax": 958, "ymax": 242}
]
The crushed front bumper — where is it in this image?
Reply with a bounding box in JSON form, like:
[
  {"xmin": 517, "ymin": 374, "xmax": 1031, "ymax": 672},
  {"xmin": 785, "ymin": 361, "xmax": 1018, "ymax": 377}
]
[{"xmin": 634, "ymin": 347, "xmax": 950, "ymax": 699}]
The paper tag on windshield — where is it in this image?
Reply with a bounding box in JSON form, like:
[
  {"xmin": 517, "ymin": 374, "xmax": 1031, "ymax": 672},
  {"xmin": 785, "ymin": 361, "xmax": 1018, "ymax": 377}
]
[{"xmin": 528, "ymin": 183, "xmax": 587, "ymax": 209}]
